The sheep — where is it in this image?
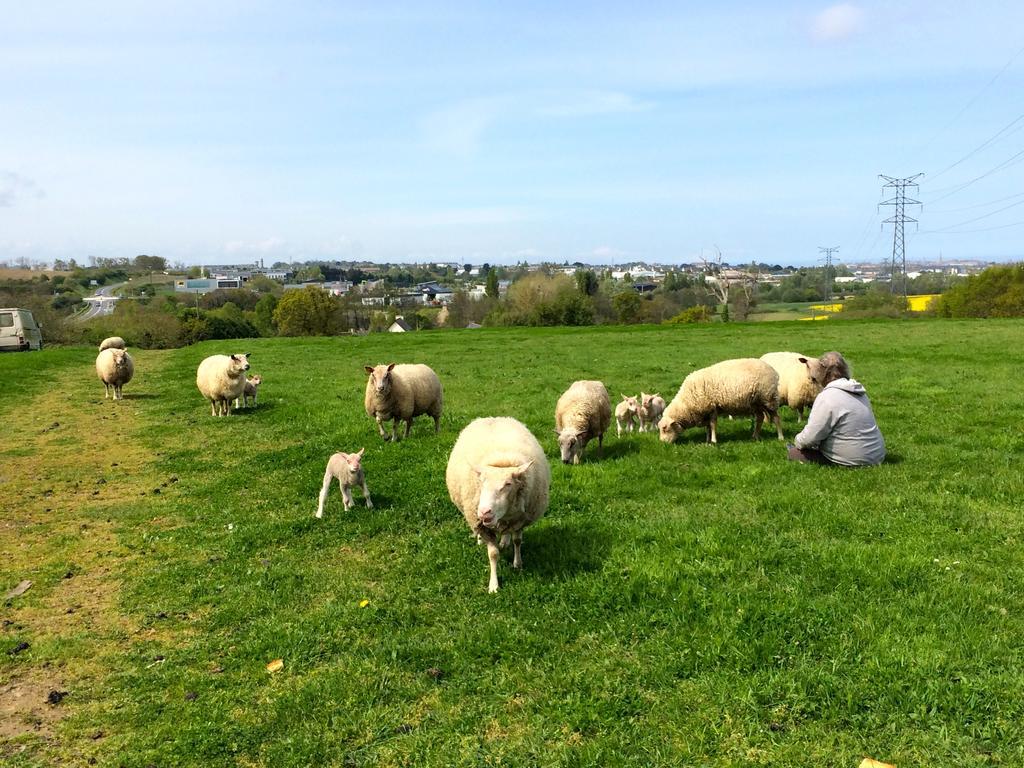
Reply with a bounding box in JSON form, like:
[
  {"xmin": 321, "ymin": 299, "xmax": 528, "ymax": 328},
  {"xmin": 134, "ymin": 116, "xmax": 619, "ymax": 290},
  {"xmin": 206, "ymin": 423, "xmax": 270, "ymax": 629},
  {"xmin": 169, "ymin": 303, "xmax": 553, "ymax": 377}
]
[
  {"xmin": 759, "ymin": 352, "xmax": 823, "ymax": 422},
  {"xmin": 196, "ymin": 353, "xmax": 250, "ymax": 416},
  {"xmin": 615, "ymin": 394, "xmax": 640, "ymax": 436},
  {"xmin": 363, "ymin": 363, "xmax": 443, "ymax": 441},
  {"xmin": 446, "ymin": 417, "xmax": 551, "ymax": 593},
  {"xmin": 316, "ymin": 448, "xmax": 372, "ymax": 518},
  {"xmin": 98, "ymin": 336, "xmax": 126, "ymax": 352},
  {"xmin": 658, "ymin": 358, "xmax": 783, "ymax": 444},
  {"xmin": 95, "ymin": 347, "xmax": 134, "ymax": 400},
  {"xmin": 638, "ymin": 392, "xmax": 666, "ymax": 432},
  {"xmin": 554, "ymin": 380, "xmax": 611, "ymax": 464},
  {"xmin": 234, "ymin": 374, "xmax": 263, "ymax": 409}
]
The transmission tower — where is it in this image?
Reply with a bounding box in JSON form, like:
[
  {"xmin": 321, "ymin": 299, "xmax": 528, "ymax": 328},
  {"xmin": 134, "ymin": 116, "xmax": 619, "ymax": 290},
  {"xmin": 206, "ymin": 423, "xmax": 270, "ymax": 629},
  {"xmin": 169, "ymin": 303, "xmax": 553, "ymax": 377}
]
[
  {"xmin": 818, "ymin": 246, "xmax": 839, "ymax": 303},
  {"xmin": 879, "ymin": 174, "xmax": 923, "ymax": 298}
]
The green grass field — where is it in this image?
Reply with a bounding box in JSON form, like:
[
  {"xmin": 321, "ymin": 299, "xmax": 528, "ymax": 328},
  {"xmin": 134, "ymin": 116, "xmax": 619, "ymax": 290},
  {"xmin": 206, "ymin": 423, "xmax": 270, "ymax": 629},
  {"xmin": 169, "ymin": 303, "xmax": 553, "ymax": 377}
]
[{"xmin": 2, "ymin": 319, "xmax": 1024, "ymax": 767}]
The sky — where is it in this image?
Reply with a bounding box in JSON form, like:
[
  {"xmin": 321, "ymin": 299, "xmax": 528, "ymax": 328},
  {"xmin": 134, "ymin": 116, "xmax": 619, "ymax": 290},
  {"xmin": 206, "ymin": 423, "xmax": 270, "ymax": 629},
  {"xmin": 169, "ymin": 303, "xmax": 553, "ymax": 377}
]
[{"xmin": 2, "ymin": 1, "xmax": 1023, "ymax": 267}]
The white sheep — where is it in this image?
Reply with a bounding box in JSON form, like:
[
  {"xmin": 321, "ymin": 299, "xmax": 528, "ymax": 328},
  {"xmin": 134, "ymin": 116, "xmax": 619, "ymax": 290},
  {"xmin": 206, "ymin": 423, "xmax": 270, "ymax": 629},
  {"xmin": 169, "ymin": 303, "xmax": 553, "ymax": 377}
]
[
  {"xmin": 95, "ymin": 347, "xmax": 134, "ymax": 400},
  {"xmin": 234, "ymin": 374, "xmax": 263, "ymax": 409},
  {"xmin": 638, "ymin": 392, "xmax": 666, "ymax": 432},
  {"xmin": 446, "ymin": 417, "xmax": 551, "ymax": 593},
  {"xmin": 363, "ymin": 363, "xmax": 443, "ymax": 441},
  {"xmin": 615, "ymin": 394, "xmax": 640, "ymax": 436},
  {"xmin": 98, "ymin": 336, "xmax": 126, "ymax": 352},
  {"xmin": 759, "ymin": 352, "xmax": 823, "ymax": 422},
  {"xmin": 554, "ymin": 380, "xmax": 611, "ymax": 464},
  {"xmin": 196, "ymin": 353, "xmax": 250, "ymax": 416},
  {"xmin": 316, "ymin": 448, "xmax": 372, "ymax": 518},
  {"xmin": 658, "ymin": 358, "xmax": 783, "ymax": 444}
]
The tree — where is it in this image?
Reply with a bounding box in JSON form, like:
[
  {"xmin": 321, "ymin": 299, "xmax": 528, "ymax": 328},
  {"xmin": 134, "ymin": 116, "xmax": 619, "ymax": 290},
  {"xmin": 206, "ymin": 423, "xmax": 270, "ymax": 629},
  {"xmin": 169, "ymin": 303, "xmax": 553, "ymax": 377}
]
[
  {"xmin": 485, "ymin": 269, "xmax": 499, "ymax": 299},
  {"xmin": 273, "ymin": 286, "xmax": 340, "ymax": 335},
  {"xmin": 134, "ymin": 254, "xmax": 167, "ymax": 272},
  {"xmin": 613, "ymin": 290, "xmax": 642, "ymax": 323},
  {"xmin": 934, "ymin": 264, "xmax": 1024, "ymax": 318},
  {"xmin": 463, "ymin": 263, "xmax": 473, "ymax": 274},
  {"xmin": 294, "ymin": 265, "xmax": 325, "ymax": 283},
  {"xmin": 253, "ymin": 294, "xmax": 278, "ymax": 336},
  {"xmin": 575, "ymin": 269, "xmax": 599, "ymax": 296}
]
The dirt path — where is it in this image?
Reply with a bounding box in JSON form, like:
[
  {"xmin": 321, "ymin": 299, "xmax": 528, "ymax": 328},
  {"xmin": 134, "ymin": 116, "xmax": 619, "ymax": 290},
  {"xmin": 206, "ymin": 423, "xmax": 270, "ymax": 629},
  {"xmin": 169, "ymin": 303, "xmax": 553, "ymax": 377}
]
[{"xmin": 0, "ymin": 350, "xmax": 169, "ymax": 764}]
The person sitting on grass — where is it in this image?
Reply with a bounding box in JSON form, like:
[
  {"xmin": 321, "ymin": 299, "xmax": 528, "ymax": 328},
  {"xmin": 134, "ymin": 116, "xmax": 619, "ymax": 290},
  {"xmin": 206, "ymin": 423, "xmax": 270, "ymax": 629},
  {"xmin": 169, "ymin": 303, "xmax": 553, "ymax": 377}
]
[{"xmin": 786, "ymin": 351, "xmax": 886, "ymax": 467}]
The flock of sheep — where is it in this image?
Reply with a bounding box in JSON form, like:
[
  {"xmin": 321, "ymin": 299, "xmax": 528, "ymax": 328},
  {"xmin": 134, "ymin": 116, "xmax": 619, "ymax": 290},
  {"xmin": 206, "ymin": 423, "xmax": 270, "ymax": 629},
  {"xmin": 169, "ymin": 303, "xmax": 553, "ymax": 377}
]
[{"xmin": 93, "ymin": 335, "xmax": 824, "ymax": 593}]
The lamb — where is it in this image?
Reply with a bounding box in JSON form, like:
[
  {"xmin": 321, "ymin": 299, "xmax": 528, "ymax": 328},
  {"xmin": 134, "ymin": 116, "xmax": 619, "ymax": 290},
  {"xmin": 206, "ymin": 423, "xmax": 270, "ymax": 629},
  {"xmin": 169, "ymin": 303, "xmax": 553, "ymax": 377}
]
[
  {"xmin": 658, "ymin": 358, "xmax": 783, "ymax": 444},
  {"xmin": 446, "ymin": 417, "xmax": 550, "ymax": 593},
  {"xmin": 759, "ymin": 352, "xmax": 823, "ymax": 422},
  {"xmin": 363, "ymin": 363, "xmax": 443, "ymax": 441},
  {"xmin": 316, "ymin": 448, "xmax": 372, "ymax": 518},
  {"xmin": 615, "ymin": 394, "xmax": 640, "ymax": 436},
  {"xmin": 234, "ymin": 374, "xmax": 263, "ymax": 409},
  {"xmin": 95, "ymin": 347, "xmax": 134, "ymax": 400},
  {"xmin": 638, "ymin": 392, "xmax": 666, "ymax": 432},
  {"xmin": 196, "ymin": 353, "xmax": 250, "ymax": 416},
  {"xmin": 98, "ymin": 336, "xmax": 126, "ymax": 352},
  {"xmin": 554, "ymin": 380, "xmax": 611, "ymax": 464}
]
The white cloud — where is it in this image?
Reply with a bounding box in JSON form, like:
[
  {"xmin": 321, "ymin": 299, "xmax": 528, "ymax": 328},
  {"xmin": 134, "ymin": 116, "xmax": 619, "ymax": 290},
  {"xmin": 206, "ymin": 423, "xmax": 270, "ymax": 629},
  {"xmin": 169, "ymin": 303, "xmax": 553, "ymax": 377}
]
[
  {"xmin": 422, "ymin": 90, "xmax": 653, "ymax": 155},
  {"xmin": 0, "ymin": 172, "xmax": 44, "ymax": 208},
  {"xmin": 811, "ymin": 3, "xmax": 866, "ymax": 43},
  {"xmin": 222, "ymin": 237, "xmax": 288, "ymax": 256}
]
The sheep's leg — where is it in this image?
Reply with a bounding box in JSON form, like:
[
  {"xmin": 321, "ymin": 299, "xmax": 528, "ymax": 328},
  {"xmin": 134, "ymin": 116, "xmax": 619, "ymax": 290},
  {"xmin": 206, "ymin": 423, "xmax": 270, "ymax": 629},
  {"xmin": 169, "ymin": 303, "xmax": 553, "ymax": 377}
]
[
  {"xmin": 773, "ymin": 410, "xmax": 784, "ymax": 440},
  {"xmin": 361, "ymin": 478, "xmax": 373, "ymax": 509},
  {"xmin": 223, "ymin": 399, "xmax": 232, "ymax": 417},
  {"xmin": 391, "ymin": 418, "xmax": 401, "ymax": 442},
  {"xmin": 753, "ymin": 410, "xmax": 764, "ymax": 440},
  {"xmin": 709, "ymin": 413, "xmax": 718, "ymax": 444},
  {"xmin": 433, "ymin": 413, "xmax": 441, "ymax": 433},
  {"xmin": 315, "ymin": 470, "xmax": 333, "ymax": 518},
  {"xmin": 210, "ymin": 400, "xmax": 218, "ymax": 416},
  {"xmin": 616, "ymin": 420, "xmax": 622, "ymax": 438},
  {"xmin": 404, "ymin": 418, "xmax": 413, "ymax": 439},
  {"xmin": 374, "ymin": 415, "xmax": 388, "ymax": 440},
  {"xmin": 795, "ymin": 406, "xmax": 803, "ymax": 423},
  {"xmin": 486, "ymin": 539, "xmax": 500, "ymax": 593},
  {"xmin": 104, "ymin": 383, "xmax": 110, "ymax": 399},
  {"xmin": 597, "ymin": 433, "xmax": 604, "ymax": 457},
  {"xmin": 341, "ymin": 481, "xmax": 354, "ymax": 511},
  {"xmin": 512, "ymin": 530, "xmax": 523, "ymax": 569},
  {"xmin": 498, "ymin": 533, "xmax": 510, "ymax": 549}
]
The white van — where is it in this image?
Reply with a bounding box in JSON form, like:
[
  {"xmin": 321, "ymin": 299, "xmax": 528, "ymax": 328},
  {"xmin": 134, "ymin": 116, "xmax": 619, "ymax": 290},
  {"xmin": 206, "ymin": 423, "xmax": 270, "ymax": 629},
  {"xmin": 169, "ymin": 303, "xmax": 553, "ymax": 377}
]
[{"xmin": 0, "ymin": 308, "xmax": 44, "ymax": 351}]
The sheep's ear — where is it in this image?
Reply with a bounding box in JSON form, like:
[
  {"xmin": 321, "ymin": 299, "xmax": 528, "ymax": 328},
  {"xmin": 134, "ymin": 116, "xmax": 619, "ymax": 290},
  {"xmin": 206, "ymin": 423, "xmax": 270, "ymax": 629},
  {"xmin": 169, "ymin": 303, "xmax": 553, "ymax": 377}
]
[
  {"xmin": 386, "ymin": 363, "xmax": 396, "ymax": 373},
  {"xmin": 553, "ymin": 429, "xmax": 561, "ymax": 438},
  {"xmin": 798, "ymin": 357, "xmax": 808, "ymax": 365},
  {"xmin": 621, "ymin": 393, "xmax": 629, "ymax": 400},
  {"xmin": 513, "ymin": 460, "xmax": 534, "ymax": 477},
  {"xmin": 355, "ymin": 447, "xmax": 365, "ymax": 458},
  {"xmin": 230, "ymin": 354, "xmax": 239, "ymax": 362},
  {"xmin": 364, "ymin": 366, "xmax": 375, "ymax": 375}
]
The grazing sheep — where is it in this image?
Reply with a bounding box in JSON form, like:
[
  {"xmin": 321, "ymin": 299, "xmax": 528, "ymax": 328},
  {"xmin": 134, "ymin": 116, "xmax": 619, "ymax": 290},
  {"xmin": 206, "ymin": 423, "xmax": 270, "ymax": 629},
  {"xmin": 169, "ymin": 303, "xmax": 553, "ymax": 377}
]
[
  {"xmin": 95, "ymin": 347, "xmax": 134, "ymax": 400},
  {"xmin": 638, "ymin": 392, "xmax": 666, "ymax": 432},
  {"xmin": 234, "ymin": 374, "xmax": 263, "ymax": 409},
  {"xmin": 196, "ymin": 353, "xmax": 250, "ymax": 416},
  {"xmin": 760, "ymin": 352, "xmax": 823, "ymax": 422},
  {"xmin": 658, "ymin": 358, "xmax": 783, "ymax": 444},
  {"xmin": 316, "ymin": 448, "xmax": 372, "ymax": 518},
  {"xmin": 615, "ymin": 394, "xmax": 640, "ymax": 436},
  {"xmin": 446, "ymin": 417, "xmax": 551, "ymax": 593},
  {"xmin": 554, "ymin": 380, "xmax": 611, "ymax": 464},
  {"xmin": 363, "ymin": 363, "xmax": 443, "ymax": 441},
  {"xmin": 98, "ymin": 336, "xmax": 126, "ymax": 352}
]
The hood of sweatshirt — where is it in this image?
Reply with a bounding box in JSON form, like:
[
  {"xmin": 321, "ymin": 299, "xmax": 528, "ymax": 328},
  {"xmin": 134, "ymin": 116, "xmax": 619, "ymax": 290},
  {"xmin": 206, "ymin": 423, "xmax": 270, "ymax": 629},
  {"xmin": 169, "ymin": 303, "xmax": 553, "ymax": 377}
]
[{"xmin": 825, "ymin": 378, "xmax": 867, "ymax": 395}]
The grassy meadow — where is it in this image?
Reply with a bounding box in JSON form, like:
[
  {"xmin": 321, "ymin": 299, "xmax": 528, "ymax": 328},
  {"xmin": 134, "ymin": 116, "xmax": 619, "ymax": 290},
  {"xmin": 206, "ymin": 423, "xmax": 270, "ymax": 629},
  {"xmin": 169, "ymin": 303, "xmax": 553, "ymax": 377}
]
[{"xmin": 2, "ymin": 319, "xmax": 1024, "ymax": 767}]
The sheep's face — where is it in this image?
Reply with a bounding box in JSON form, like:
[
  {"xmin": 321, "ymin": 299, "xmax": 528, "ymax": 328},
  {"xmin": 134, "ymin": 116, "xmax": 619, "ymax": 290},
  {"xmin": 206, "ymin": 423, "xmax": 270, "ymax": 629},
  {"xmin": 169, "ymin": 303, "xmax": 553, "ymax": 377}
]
[
  {"xmin": 556, "ymin": 428, "xmax": 585, "ymax": 465},
  {"xmin": 798, "ymin": 357, "xmax": 825, "ymax": 390},
  {"xmin": 365, "ymin": 363, "xmax": 396, "ymax": 397},
  {"xmin": 229, "ymin": 353, "xmax": 250, "ymax": 376},
  {"xmin": 621, "ymin": 395, "xmax": 639, "ymax": 414},
  {"xmin": 342, "ymin": 448, "xmax": 364, "ymax": 474},
  {"xmin": 658, "ymin": 415, "xmax": 681, "ymax": 443},
  {"xmin": 474, "ymin": 462, "xmax": 533, "ymax": 528},
  {"xmin": 110, "ymin": 349, "xmax": 129, "ymax": 370},
  {"xmin": 249, "ymin": 374, "xmax": 262, "ymax": 387},
  {"xmin": 641, "ymin": 393, "xmax": 662, "ymax": 411}
]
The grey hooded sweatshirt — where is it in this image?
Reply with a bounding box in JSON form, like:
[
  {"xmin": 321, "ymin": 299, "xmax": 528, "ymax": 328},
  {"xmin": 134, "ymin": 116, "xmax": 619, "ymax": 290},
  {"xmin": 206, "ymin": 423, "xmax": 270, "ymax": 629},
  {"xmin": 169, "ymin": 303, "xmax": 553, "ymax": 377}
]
[{"xmin": 793, "ymin": 378, "xmax": 886, "ymax": 466}]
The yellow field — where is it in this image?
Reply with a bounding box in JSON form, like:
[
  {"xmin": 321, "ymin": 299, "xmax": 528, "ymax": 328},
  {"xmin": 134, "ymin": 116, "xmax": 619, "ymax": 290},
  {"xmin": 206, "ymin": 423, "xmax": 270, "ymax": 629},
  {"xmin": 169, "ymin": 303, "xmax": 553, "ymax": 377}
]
[
  {"xmin": 907, "ymin": 294, "xmax": 939, "ymax": 312},
  {"xmin": 809, "ymin": 302, "xmax": 844, "ymax": 312}
]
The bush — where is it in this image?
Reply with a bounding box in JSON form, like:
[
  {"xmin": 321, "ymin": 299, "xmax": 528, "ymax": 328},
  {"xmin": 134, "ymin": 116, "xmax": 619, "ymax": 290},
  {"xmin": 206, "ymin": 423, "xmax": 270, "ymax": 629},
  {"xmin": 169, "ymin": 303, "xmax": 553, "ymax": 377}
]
[
  {"xmin": 666, "ymin": 305, "xmax": 712, "ymax": 324},
  {"xmin": 934, "ymin": 264, "xmax": 1024, "ymax": 318}
]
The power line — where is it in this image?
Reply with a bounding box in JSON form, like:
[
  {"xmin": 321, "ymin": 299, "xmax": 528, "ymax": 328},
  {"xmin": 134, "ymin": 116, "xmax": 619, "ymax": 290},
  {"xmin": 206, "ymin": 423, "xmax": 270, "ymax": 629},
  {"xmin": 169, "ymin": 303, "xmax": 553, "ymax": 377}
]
[
  {"xmin": 920, "ymin": 218, "xmax": 1024, "ymax": 235},
  {"xmin": 879, "ymin": 174, "xmax": 922, "ymax": 298},
  {"xmin": 928, "ymin": 190, "xmax": 1024, "ymax": 215},
  {"xmin": 924, "ymin": 196, "xmax": 1024, "ymax": 233},
  {"xmin": 918, "ymin": 43, "xmax": 1024, "ymax": 156},
  {"xmin": 927, "ymin": 111, "xmax": 1024, "ymax": 182},
  {"xmin": 925, "ymin": 147, "xmax": 1024, "ymax": 203}
]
